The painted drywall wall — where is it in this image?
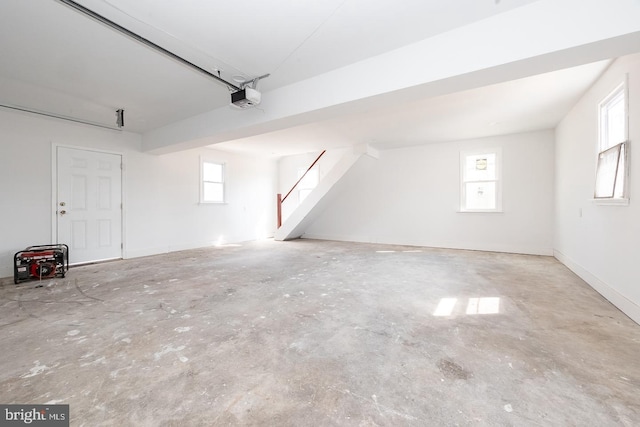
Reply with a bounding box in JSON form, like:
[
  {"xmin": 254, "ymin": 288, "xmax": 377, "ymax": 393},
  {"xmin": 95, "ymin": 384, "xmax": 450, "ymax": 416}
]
[
  {"xmin": 555, "ymin": 53, "xmax": 640, "ymax": 324},
  {"xmin": 302, "ymin": 131, "xmax": 555, "ymax": 255},
  {"xmin": 0, "ymin": 109, "xmax": 276, "ymax": 279}
]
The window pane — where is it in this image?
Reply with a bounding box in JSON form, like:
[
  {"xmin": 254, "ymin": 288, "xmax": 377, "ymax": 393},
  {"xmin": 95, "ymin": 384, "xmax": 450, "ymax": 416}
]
[
  {"xmin": 605, "ymin": 93, "xmax": 625, "ymax": 149},
  {"xmin": 297, "ymin": 167, "xmax": 319, "ymax": 189},
  {"xmin": 594, "ymin": 144, "xmax": 621, "ymax": 198},
  {"xmin": 465, "ymin": 182, "xmax": 496, "ymax": 210},
  {"xmin": 600, "ymin": 89, "xmax": 625, "ymax": 151},
  {"xmin": 203, "ymin": 182, "xmax": 224, "ymax": 202},
  {"xmin": 465, "ymin": 153, "xmax": 496, "ymax": 181},
  {"xmin": 614, "ymin": 143, "xmax": 626, "ymax": 198},
  {"xmin": 299, "ymin": 188, "xmax": 312, "ymax": 203},
  {"xmin": 203, "ymin": 162, "xmax": 223, "ymax": 182}
]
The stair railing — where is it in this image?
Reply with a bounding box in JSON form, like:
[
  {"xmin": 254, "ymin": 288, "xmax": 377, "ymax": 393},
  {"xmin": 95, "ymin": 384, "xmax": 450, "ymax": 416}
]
[{"xmin": 277, "ymin": 150, "xmax": 326, "ymax": 228}]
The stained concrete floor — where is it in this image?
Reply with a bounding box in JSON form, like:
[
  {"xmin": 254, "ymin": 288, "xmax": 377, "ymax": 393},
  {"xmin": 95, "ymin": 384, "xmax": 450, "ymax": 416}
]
[{"xmin": 1, "ymin": 239, "xmax": 639, "ymax": 426}]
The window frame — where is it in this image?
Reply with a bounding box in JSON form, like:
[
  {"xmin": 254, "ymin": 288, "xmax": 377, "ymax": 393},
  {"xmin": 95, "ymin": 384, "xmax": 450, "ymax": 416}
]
[
  {"xmin": 594, "ymin": 80, "xmax": 629, "ymax": 203},
  {"xmin": 200, "ymin": 158, "xmax": 226, "ymax": 204},
  {"xmin": 598, "ymin": 81, "xmax": 627, "ymax": 152},
  {"xmin": 459, "ymin": 149, "xmax": 503, "ymax": 213}
]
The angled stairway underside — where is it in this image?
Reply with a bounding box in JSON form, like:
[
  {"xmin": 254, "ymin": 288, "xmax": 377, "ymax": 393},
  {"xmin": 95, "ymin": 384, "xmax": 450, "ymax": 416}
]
[{"xmin": 275, "ymin": 144, "xmax": 378, "ymax": 241}]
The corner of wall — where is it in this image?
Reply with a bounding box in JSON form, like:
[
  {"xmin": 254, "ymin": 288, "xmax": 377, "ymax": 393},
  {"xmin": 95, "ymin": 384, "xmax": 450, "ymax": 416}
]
[{"xmin": 554, "ymin": 250, "xmax": 640, "ymax": 325}]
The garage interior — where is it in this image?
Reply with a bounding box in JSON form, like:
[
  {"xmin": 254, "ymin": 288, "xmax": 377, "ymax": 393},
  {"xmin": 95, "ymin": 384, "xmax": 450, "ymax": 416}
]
[
  {"xmin": 2, "ymin": 240, "xmax": 639, "ymax": 425},
  {"xmin": 1, "ymin": 0, "xmax": 640, "ymax": 425}
]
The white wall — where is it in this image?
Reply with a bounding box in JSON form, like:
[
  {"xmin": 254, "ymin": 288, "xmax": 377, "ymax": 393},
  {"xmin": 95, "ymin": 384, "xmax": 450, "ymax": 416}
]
[
  {"xmin": 302, "ymin": 131, "xmax": 555, "ymax": 255},
  {"xmin": 0, "ymin": 109, "xmax": 276, "ymax": 278},
  {"xmin": 277, "ymin": 148, "xmax": 350, "ymax": 221},
  {"xmin": 555, "ymin": 53, "xmax": 640, "ymax": 324},
  {"xmin": 125, "ymin": 146, "xmax": 276, "ymax": 258}
]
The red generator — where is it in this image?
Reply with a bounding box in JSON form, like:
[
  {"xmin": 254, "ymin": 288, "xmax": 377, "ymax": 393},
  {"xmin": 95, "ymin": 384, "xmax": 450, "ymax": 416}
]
[{"xmin": 14, "ymin": 244, "xmax": 69, "ymax": 284}]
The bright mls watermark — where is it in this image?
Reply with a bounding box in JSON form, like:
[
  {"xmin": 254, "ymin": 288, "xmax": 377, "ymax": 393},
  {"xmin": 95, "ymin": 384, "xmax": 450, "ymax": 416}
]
[{"xmin": 0, "ymin": 405, "xmax": 68, "ymax": 426}]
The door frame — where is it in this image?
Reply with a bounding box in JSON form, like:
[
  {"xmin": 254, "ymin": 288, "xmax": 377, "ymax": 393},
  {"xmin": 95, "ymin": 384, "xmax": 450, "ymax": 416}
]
[{"xmin": 51, "ymin": 143, "xmax": 126, "ymax": 263}]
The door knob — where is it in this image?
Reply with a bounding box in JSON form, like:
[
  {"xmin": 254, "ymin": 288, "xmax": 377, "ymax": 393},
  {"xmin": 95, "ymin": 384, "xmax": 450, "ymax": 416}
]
[{"xmin": 59, "ymin": 210, "xmax": 67, "ymax": 215}]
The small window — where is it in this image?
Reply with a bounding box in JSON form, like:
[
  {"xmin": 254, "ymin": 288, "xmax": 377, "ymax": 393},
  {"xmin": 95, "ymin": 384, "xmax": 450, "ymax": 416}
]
[
  {"xmin": 460, "ymin": 150, "xmax": 502, "ymax": 212},
  {"xmin": 595, "ymin": 82, "xmax": 628, "ymax": 200},
  {"xmin": 201, "ymin": 160, "xmax": 225, "ymax": 203},
  {"xmin": 297, "ymin": 166, "xmax": 319, "ymax": 203}
]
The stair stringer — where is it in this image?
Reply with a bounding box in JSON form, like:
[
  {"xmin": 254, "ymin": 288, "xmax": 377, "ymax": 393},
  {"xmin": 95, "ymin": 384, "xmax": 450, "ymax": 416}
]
[{"xmin": 275, "ymin": 144, "xmax": 378, "ymax": 241}]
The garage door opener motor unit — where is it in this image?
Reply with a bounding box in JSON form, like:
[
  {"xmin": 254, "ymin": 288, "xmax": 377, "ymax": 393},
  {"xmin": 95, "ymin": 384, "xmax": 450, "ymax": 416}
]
[{"xmin": 14, "ymin": 244, "xmax": 69, "ymax": 284}]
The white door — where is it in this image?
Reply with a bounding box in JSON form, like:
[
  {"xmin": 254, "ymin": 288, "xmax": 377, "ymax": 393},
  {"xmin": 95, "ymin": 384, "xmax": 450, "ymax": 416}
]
[{"xmin": 56, "ymin": 147, "xmax": 122, "ymax": 264}]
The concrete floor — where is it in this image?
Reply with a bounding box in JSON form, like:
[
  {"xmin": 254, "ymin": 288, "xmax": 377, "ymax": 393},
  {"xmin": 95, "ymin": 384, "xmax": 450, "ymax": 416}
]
[{"xmin": 1, "ymin": 239, "xmax": 639, "ymax": 426}]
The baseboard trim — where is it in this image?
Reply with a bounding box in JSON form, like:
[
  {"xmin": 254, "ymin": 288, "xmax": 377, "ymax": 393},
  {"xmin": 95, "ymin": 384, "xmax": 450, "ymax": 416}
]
[
  {"xmin": 302, "ymin": 233, "xmax": 553, "ymax": 256},
  {"xmin": 123, "ymin": 237, "xmax": 264, "ymax": 260},
  {"xmin": 124, "ymin": 242, "xmax": 216, "ymax": 260},
  {"xmin": 554, "ymin": 249, "xmax": 640, "ymax": 325},
  {"xmin": 0, "ymin": 266, "xmax": 12, "ymax": 281}
]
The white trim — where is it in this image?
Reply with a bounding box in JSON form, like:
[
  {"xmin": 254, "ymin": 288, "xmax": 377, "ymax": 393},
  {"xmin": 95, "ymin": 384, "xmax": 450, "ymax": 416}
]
[
  {"xmin": 554, "ymin": 250, "xmax": 640, "ymax": 325},
  {"xmin": 595, "ymin": 79, "xmax": 630, "ymax": 200},
  {"xmin": 302, "ymin": 233, "xmax": 553, "ymax": 256},
  {"xmin": 125, "ymin": 240, "xmax": 228, "ymax": 259},
  {"xmin": 0, "ymin": 265, "xmax": 12, "ymax": 280},
  {"xmin": 590, "ymin": 198, "xmax": 629, "ymax": 206},
  {"xmin": 51, "ymin": 143, "xmax": 57, "ymax": 245}
]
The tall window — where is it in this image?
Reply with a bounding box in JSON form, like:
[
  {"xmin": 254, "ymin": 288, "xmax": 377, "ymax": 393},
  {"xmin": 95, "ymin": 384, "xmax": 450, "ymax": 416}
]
[
  {"xmin": 595, "ymin": 82, "xmax": 628, "ymax": 200},
  {"xmin": 460, "ymin": 150, "xmax": 502, "ymax": 212},
  {"xmin": 297, "ymin": 166, "xmax": 319, "ymax": 203},
  {"xmin": 201, "ymin": 160, "xmax": 225, "ymax": 203}
]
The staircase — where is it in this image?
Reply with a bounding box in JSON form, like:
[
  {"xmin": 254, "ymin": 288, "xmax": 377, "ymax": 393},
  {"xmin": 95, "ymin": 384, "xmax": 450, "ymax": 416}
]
[{"xmin": 275, "ymin": 144, "xmax": 378, "ymax": 241}]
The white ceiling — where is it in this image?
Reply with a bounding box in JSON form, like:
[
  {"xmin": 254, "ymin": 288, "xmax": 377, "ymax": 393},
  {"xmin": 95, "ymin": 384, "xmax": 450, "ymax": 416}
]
[
  {"xmin": 213, "ymin": 60, "xmax": 611, "ymax": 156},
  {"xmin": 0, "ymin": 0, "xmax": 627, "ymax": 156}
]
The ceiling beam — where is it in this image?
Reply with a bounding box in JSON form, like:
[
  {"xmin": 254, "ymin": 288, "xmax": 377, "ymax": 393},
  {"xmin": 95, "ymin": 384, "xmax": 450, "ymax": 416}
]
[{"xmin": 142, "ymin": 0, "xmax": 640, "ymax": 154}]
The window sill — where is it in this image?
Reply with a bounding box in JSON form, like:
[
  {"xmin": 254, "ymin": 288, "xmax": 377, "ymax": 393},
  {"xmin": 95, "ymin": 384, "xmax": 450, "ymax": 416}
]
[
  {"xmin": 591, "ymin": 198, "xmax": 629, "ymax": 206},
  {"xmin": 457, "ymin": 209, "xmax": 504, "ymax": 213},
  {"xmin": 199, "ymin": 201, "xmax": 227, "ymax": 205}
]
